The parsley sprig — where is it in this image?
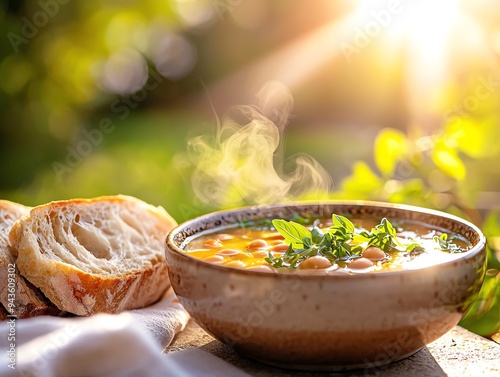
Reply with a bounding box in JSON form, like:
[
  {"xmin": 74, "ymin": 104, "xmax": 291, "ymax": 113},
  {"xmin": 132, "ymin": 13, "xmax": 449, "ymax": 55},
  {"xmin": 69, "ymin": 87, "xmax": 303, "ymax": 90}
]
[
  {"xmin": 265, "ymin": 215, "xmax": 419, "ymax": 269},
  {"xmin": 433, "ymin": 233, "xmax": 464, "ymax": 253}
]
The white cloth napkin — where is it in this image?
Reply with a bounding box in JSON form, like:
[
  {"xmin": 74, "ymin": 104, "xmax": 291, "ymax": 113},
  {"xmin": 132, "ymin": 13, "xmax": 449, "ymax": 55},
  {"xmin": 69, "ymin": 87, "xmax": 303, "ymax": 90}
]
[{"xmin": 0, "ymin": 290, "xmax": 252, "ymax": 377}]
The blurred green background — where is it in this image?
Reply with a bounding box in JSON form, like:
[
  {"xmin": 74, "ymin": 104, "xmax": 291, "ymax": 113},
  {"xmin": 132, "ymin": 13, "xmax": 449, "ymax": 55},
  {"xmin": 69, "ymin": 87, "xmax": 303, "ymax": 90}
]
[{"xmin": 1, "ymin": 0, "xmax": 499, "ymax": 338}]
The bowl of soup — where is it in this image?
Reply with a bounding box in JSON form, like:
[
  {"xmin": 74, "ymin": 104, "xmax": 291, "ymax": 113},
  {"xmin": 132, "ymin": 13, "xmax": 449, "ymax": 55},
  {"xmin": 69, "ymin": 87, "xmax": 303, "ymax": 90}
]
[{"xmin": 165, "ymin": 201, "xmax": 486, "ymax": 371}]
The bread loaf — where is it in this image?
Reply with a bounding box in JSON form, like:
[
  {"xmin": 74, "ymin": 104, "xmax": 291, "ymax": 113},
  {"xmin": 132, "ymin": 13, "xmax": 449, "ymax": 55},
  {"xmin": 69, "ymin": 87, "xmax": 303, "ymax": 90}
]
[
  {"xmin": 9, "ymin": 195, "xmax": 177, "ymax": 316},
  {"xmin": 0, "ymin": 200, "xmax": 58, "ymax": 318}
]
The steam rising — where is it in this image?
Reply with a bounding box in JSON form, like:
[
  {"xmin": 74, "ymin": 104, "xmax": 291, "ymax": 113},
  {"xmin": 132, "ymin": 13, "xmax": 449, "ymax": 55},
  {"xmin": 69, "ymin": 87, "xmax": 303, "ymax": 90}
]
[{"xmin": 188, "ymin": 81, "xmax": 333, "ymax": 207}]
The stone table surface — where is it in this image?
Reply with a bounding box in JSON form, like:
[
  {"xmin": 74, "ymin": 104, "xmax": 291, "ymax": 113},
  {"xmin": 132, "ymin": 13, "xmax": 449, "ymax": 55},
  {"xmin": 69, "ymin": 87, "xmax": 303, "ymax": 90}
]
[{"xmin": 166, "ymin": 320, "xmax": 500, "ymax": 377}]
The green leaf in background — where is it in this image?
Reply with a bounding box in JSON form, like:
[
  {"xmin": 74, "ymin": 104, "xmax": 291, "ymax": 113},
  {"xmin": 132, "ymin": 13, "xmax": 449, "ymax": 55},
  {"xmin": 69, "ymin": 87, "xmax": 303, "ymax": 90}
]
[
  {"xmin": 374, "ymin": 128, "xmax": 408, "ymax": 176},
  {"xmin": 272, "ymin": 219, "xmax": 312, "ymax": 248},
  {"xmin": 431, "ymin": 145, "xmax": 466, "ymax": 180},
  {"xmin": 482, "ymin": 212, "xmax": 500, "ymax": 270},
  {"xmin": 445, "ymin": 116, "xmax": 500, "ymax": 159},
  {"xmin": 460, "ymin": 269, "xmax": 500, "ymax": 337},
  {"xmin": 341, "ymin": 162, "xmax": 383, "ymax": 198},
  {"xmin": 459, "ymin": 211, "xmax": 500, "ymax": 337},
  {"xmin": 387, "ymin": 179, "xmax": 429, "ymax": 207}
]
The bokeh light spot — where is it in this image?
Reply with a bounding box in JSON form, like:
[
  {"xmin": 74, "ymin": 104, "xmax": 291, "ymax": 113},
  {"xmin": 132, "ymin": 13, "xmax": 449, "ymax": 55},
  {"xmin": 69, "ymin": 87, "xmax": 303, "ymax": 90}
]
[
  {"xmin": 152, "ymin": 34, "xmax": 197, "ymax": 80},
  {"xmin": 101, "ymin": 48, "xmax": 148, "ymax": 94},
  {"xmin": 175, "ymin": 0, "xmax": 215, "ymax": 28}
]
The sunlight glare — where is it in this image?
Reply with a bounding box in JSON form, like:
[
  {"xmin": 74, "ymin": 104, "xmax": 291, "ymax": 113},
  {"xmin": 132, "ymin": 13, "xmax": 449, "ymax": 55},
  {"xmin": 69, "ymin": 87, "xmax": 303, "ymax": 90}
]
[
  {"xmin": 354, "ymin": 0, "xmax": 462, "ymax": 70},
  {"xmin": 394, "ymin": 0, "xmax": 460, "ymax": 67},
  {"xmin": 352, "ymin": 0, "xmax": 469, "ymax": 131}
]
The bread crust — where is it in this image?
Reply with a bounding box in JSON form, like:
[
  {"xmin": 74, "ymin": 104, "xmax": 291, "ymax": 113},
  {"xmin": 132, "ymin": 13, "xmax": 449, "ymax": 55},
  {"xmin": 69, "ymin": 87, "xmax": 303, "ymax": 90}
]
[
  {"xmin": 10, "ymin": 195, "xmax": 176, "ymax": 316},
  {"xmin": 0, "ymin": 305, "xmax": 8, "ymax": 320},
  {"xmin": 0, "ymin": 200, "xmax": 59, "ymax": 318}
]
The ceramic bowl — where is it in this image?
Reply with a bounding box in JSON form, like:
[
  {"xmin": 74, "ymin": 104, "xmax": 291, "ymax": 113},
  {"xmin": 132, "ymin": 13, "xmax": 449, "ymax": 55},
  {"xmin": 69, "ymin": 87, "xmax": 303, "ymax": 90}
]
[{"xmin": 165, "ymin": 201, "xmax": 486, "ymax": 371}]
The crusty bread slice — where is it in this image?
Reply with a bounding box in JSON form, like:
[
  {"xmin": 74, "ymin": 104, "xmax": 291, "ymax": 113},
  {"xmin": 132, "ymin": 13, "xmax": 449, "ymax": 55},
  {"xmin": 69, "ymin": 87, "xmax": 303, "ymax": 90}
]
[
  {"xmin": 9, "ymin": 195, "xmax": 177, "ymax": 316},
  {"xmin": 0, "ymin": 200, "xmax": 58, "ymax": 318}
]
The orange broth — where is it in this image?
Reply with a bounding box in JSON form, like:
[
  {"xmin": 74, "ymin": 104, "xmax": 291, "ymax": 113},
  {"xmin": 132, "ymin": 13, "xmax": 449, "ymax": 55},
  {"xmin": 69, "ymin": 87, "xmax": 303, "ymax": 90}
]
[{"xmin": 183, "ymin": 217, "xmax": 471, "ymax": 274}]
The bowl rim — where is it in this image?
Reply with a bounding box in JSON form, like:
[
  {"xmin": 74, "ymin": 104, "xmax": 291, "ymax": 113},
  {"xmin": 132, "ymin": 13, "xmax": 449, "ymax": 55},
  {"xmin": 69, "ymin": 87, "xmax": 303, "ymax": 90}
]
[{"xmin": 165, "ymin": 200, "xmax": 487, "ymax": 279}]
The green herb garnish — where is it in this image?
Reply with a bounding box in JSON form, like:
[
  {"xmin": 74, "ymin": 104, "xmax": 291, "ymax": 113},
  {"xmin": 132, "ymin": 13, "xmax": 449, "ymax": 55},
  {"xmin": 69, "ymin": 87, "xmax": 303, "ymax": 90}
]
[
  {"xmin": 433, "ymin": 233, "xmax": 464, "ymax": 253},
  {"xmin": 265, "ymin": 215, "xmax": 418, "ymax": 269},
  {"xmin": 357, "ymin": 218, "xmax": 409, "ymax": 252}
]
